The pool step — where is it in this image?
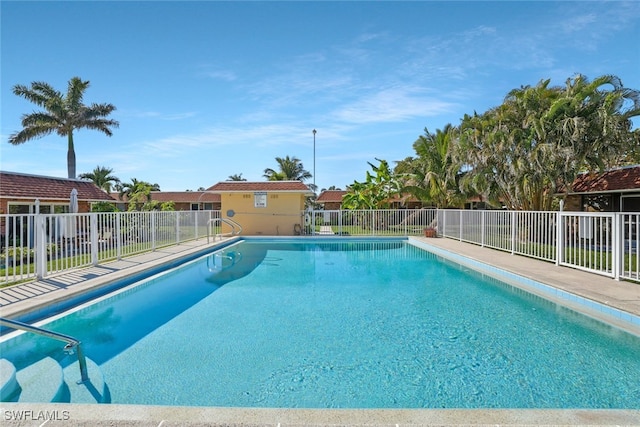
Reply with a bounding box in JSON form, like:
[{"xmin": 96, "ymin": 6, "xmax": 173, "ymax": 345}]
[
  {"xmin": 1, "ymin": 356, "xmax": 109, "ymax": 403},
  {"xmin": 14, "ymin": 357, "xmax": 65, "ymax": 402},
  {"xmin": 62, "ymin": 357, "xmax": 109, "ymax": 403},
  {"xmin": 0, "ymin": 358, "xmax": 19, "ymax": 401}
]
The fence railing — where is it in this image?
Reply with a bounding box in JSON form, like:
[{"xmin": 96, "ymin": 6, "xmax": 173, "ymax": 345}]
[
  {"xmin": 309, "ymin": 209, "xmax": 437, "ymax": 236},
  {"xmin": 437, "ymin": 210, "xmax": 639, "ymax": 282},
  {"xmin": 1, "ymin": 208, "xmax": 638, "ymax": 286},
  {"xmin": 1, "ymin": 210, "xmax": 221, "ymax": 285}
]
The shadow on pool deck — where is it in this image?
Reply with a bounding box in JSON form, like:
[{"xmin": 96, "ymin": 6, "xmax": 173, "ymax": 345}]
[{"xmin": 1, "ymin": 236, "xmax": 640, "ymax": 426}]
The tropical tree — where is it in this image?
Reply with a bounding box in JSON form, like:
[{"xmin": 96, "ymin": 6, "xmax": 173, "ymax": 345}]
[
  {"xmin": 456, "ymin": 74, "xmax": 640, "ymax": 210},
  {"xmin": 401, "ymin": 124, "xmax": 467, "ymax": 208},
  {"xmin": 9, "ymin": 77, "xmax": 119, "ymax": 179},
  {"xmin": 263, "ymin": 155, "xmax": 314, "ymax": 191},
  {"xmin": 342, "ymin": 159, "xmax": 401, "ymax": 209},
  {"xmin": 118, "ymin": 178, "xmax": 160, "ymax": 211},
  {"xmin": 227, "ymin": 173, "xmax": 247, "ymax": 181},
  {"xmin": 78, "ymin": 166, "xmax": 120, "ymax": 193}
]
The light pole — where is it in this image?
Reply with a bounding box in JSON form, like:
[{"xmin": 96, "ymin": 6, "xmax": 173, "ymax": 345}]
[{"xmin": 312, "ymin": 129, "xmax": 317, "ymax": 192}]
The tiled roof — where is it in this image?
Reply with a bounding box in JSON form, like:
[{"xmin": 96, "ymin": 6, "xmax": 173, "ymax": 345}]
[
  {"xmin": 0, "ymin": 171, "xmax": 114, "ymax": 201},
  {"xmin": 316, "ymin": 190, "xmax": 347, "ymax": 203},
  {"xmin": 570, "ymin": 165, "xmax": 640, "ymax": 194},
  {"xmin": 207, "ymin": 181, "xmax": 314, "ymax": 194}
]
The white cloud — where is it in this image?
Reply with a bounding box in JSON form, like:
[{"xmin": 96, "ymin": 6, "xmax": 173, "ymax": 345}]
[
  {"xmin": 560, "ymin": 13, "xmax": 597, "ymax": 33},
  {"xmin": 331, "ymin": 86, "xmax": 457, "ymax": 124},
  {"xmin": 119, "ymin": 110, "xmax": 197, "ymax": 121},
  {"xmin": 205, "ymin": 70, "xmax": 237, "ymax": 82}
]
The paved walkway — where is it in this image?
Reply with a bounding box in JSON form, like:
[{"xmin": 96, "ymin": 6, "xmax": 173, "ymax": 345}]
[{"xmin": 317, "ymin": 225, "xmax": 334, "ymax": 235}]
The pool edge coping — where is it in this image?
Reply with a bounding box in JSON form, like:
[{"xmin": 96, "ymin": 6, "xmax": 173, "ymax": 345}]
[{"xmin": 1, "ymin": 403, "xmax": 639, "ymax": 426}]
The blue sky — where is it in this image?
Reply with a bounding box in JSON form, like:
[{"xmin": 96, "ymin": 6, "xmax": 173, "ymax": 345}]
[{"xmin": 1, "ymin": 1, "xmax": 639, "ymax": 193}]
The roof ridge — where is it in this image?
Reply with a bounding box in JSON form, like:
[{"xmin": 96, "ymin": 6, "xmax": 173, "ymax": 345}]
[{"xmin": 0, "ymin": 170, "xmax": 86, "ymax": 182}]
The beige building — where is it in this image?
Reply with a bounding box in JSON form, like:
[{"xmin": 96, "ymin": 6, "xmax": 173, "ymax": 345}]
[{"xmin": 207, "ymin": 181, "xmax": 314, "ymax": 236}]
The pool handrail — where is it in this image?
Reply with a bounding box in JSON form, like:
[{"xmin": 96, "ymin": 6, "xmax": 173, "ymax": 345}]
[
  {"xmin": 0, "ymin": 317, "xmax": 89, "ymax": 383},
  {"xmin": 207, "ymin": 217, "xmax": 243, "ymax": 242}
]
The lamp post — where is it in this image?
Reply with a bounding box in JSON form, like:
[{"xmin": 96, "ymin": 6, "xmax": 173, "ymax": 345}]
[{"xmin": 312, "ymin": 129, "xmax": 316, "ymax": 192}]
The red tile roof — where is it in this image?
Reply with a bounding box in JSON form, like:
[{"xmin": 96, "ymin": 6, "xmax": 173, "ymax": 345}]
[
  {"xmin": 207, "ymin": 181, "xmax": 314, "ymax": 194},
  {"xmin": 316, "ymin": 190, "xmax": 347, "ymax": 203},
  {"xmin": 570, "ymin": 165, "xmax": 640, "ymax": 194},
  {"xmin": 0, "ymin": 171, "xmax": 114, "ymax": 201}
]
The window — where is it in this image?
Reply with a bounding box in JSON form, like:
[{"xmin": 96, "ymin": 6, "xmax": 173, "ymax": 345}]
[
  {"xmin": 582, "ymin": 194, "xmax": 613, "ymax": 212},
  {"xmin": 622, "ymin": 195, "xmax": 640, "ymax": 212}
]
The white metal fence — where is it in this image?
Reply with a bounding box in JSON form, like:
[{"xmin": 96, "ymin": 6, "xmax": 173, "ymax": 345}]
[
  {"xmin": 438, "ymin": 210, "xmax": 639, "ymax": 282},
  {"xmin": 310, "ymin": 209, "xmax": 437, "ymax": 236},
  {"xmin": 1, "ymin": 210, "xmax": 220, "ymax": 285},
  {"xmin": 1, "ymin": 208, "xmax": 638, "ymax": 286}
]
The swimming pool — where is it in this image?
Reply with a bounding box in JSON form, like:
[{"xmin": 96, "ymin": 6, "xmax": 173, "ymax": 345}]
[{"xmin": 2, "ymin": 238, "xmax": 640, "ymax": 408}]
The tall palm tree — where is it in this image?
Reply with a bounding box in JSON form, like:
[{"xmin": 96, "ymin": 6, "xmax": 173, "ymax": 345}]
[
  {"xmin": 9, "ymin": 77, "xmax": 119, "ymax": 179},
  {"xmin": 263, "ymin": 156, "xmax": 312, "ymax": 183},
  {"xmin": 78, "ymin": 166, "xmax": 120, "ymax": 193},
  {"xmin": 404, "ymin": 124, "xmax": 466, "ymax": 208}
]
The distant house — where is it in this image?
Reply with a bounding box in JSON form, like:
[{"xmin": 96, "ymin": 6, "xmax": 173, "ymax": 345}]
[
  {"xmin": 110, "ymin": 191, "xmax": 221, "ymax": 211},
  {"xmin": 562, "ymin": 165, "xmax": 640, "ymax": 212},
  {"xmin": 0, "ymin": 171, "xmax": 114, "ymax": 215},
  {"xmin": 316, "ymin": 190, "xmax": 347, "ymax": 210},
  {"xmin": 207, "ymin": 181, "xmax": 314, "ymax": 235},
  {"xmin": 316, "ymin": 190, "xmax": 427, "ymax": 210}
]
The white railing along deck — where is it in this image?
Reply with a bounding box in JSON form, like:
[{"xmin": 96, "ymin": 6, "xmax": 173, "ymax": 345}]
[
  {"xmin": 1, "ymin": 210, "xmax": 221, "ymax": 285},
  {"xmin": 437, "ymin": 210, "xmax": 639, "ymax": 282},
  {"xmin": 1, "ymin": 208, "xmax": 638, "ymax": 286}
]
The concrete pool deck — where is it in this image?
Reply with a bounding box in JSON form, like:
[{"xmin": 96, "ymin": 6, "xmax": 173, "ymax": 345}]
[{"xmin": 1, "ymin": 236, "xmax": 639, "ymax": 426}]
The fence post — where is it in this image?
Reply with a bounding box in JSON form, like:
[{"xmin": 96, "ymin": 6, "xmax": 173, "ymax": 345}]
[
  {"xmin": 194, "ymin": 210, "xmax": 199, "ymax": 241},
  {"xmin": 510, "ymin": 211, "xmax": 516, "ymax": 255},
  {"xmin": 35, "ymin": 210, "xmax": 46, "ymax": 280},
  {"xmin": 613, "ymin": 213, "xmax": 621, "ymax": 281},
  {"xmin": 481, "ymin": 210, "xmax": 485, "ymax": 247},
  {"xmin": 175, "ymin": 211, "xmax": 179, "ymax": 245},
  {"xmin": 555, "ymin": 212, "xmax": 562, "ymax": 266},
  {"xmin": 311, "ymin": 208, "xmax": 315, "ymax": 235},
  {"xmin": 90, "ymin": 213, "xmax": 98, "ymax": 265},
  {"xmin": 151, "ymin": 211, "xmax": 157, "ymax": 251},
  {"xmin": 116, "ymin": 212, "xmax": 122, "ymax": 260}
]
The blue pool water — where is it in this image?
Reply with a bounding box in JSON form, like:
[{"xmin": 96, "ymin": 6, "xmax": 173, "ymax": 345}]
[{"xmin": 2, "ymin": 238, "xmax": 640, "ymax": 408}]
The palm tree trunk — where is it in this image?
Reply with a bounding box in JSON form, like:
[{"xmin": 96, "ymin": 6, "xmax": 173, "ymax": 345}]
[{"xmin": 67, "ymin": 132, "xmax": 76, "ymax": 179}]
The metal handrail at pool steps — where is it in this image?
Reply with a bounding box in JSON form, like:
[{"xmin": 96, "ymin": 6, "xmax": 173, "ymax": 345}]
[{"xmin": 0, "ymin": 317, "xmax": 89, "ymax": 383}]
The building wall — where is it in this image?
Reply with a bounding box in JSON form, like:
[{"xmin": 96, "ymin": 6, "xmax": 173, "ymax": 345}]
[
  {"xmin": 0, "ymin": 198, "xmax": 92, "ymax": 214},
  {"xmin": 322, "ymin": 202, "xmax": 342, "ymax": 210},
  {"xmin": 220, "ymin": 192, "xmax": 306, "ymax": 235}
]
